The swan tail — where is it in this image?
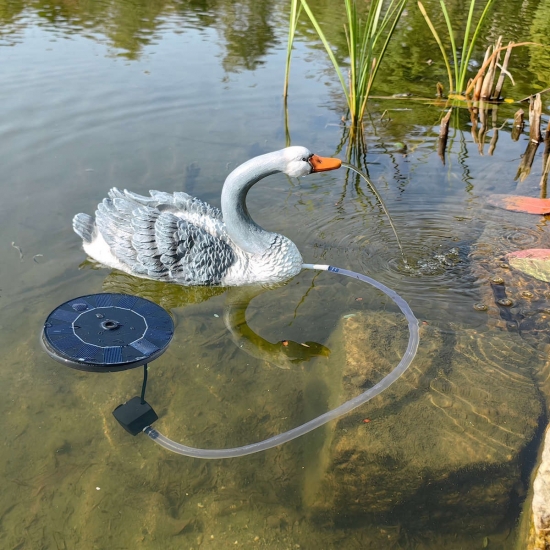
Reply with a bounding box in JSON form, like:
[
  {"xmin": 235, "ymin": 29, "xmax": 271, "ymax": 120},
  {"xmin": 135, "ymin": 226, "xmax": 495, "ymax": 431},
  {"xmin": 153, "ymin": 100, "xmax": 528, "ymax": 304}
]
[{"xmin": 73, "ymin": 213, "xmax": 96, "ymax": 243}]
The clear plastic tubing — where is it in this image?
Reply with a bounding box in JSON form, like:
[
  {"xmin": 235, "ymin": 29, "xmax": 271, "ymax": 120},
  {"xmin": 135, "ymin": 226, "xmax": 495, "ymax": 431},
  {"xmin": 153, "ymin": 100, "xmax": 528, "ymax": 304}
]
[{"xmin": 144, "ymin": 264, "xmax": 420, "ymax": 458}]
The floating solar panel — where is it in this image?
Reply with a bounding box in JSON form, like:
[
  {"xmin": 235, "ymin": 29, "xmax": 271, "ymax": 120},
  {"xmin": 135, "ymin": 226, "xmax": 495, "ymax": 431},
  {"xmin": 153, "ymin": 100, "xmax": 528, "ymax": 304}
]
[{"xmin": 42, "ymin": 293, "xmax": 174, "ymax": 372}]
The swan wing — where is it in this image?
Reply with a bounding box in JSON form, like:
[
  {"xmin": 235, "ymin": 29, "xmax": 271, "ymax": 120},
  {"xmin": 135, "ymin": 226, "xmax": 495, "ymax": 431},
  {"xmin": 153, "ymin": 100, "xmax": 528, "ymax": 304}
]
[{"xmin": 96, "ymin": 189, "xmax": 236, "ymax": 285}]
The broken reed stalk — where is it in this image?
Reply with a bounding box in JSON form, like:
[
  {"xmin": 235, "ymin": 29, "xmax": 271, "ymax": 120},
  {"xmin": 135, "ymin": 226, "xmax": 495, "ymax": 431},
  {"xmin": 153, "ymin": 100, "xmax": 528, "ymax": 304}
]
[
  {"xmin": 488, "ymin": 106, "xmax": 499, "ymax": 155},
  {"xmin": 438, "ymin": 108, "xmax": 452, "ymax": 163},
  {"xmin": 511, "ymin": 108, "xmax": 524, "ymax": 142},
  {"xmin": 515, "ymin": 141, "xmax": 539, "ymax": 182},
  {"xmin": 479, "ymin": 36, "xmax": 502, "ymax": 100},
  {"xmin": 493, "ymin": 41, "xmax": 513, "ymax": 99},
  {"xmin": 473, "ymin": 47, "xmax": 490, "ymax": 101},
  {"xmin": 514, "ymin": 96, "xmax": 542, "ymax": 182},
  {"xmin": 477, "ymin": 101, "xmax": 489, "ymax": 155},
  {"xmin": 529, "ymin": 93, "xmax": 543, "ymax": 143},
  {"xmin": 515, "ymin": 98, "xmax": 548, "ymax": 184},
  {"xmin": 470, "ymin": 106, "xmax": 479, "ymax": 144},
  {"xmin": 472, "ymin": 101, "xmax": 499, "ymax": 155},
  {"xmin": 465, "ymin": 41, "xmax": 536, "ymax": 98}
]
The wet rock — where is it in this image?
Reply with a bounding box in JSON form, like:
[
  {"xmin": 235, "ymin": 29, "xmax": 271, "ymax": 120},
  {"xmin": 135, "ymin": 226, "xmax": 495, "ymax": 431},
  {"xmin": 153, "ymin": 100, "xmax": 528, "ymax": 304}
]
[
  {"xmin": 529, "ymin": 425, "xmax": 550, "ymax": 549},
  {"xmin": 506, "ymin": 249, "xmax": 550, "ymax": 283},
  {"xmin": 304, "ymin": 311, "xmax": 543, "ymax": 533}
]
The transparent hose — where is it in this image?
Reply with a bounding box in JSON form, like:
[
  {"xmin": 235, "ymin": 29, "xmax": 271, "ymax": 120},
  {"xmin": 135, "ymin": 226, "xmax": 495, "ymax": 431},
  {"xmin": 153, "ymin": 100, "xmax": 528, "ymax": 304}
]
[{"xmin": 144, "ymin": 264, "xmax": 419, "ymax": 458}]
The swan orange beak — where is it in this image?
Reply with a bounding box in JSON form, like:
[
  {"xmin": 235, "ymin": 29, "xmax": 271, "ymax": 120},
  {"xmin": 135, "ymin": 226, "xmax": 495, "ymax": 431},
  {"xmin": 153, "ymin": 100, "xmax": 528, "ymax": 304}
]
[{"xmin": 310, "ymin": 155, "xmax": 342, "ymax": 172}]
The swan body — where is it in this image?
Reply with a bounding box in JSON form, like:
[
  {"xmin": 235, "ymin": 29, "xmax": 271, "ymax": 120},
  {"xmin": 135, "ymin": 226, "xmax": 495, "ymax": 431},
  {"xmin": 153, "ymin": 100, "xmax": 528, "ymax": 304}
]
[{"xmin": 73, "ymin": 146, "xmax": 341, "ymax": 286}]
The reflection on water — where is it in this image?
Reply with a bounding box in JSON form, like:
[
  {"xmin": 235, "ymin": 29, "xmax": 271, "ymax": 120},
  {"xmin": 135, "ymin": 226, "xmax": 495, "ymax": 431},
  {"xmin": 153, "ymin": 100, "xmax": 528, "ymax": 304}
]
[
  {"xmin": 0, "ymin": 0, "xmax": 284, "ymax": 68},
  {"xmin": 102, "ymin": 270, "xmax": 331, "ymax": 370},
  {"xmin": 1, "ymin": 0, "xmax": 550, "ymax": 547}
]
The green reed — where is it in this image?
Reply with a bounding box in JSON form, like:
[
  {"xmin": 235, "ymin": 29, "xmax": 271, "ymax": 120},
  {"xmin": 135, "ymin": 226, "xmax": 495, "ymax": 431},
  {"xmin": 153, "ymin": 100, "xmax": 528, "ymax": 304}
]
[
  {"xmin": 418, "ymin": 0, "xmax": 496, "ymax": 95},
  {"xmin": 284, "ymin": 0, "xmax": 406, "ymax": 128},
  {"xmin": 283, "ymin": 0, "xmax": 302, "ymax": 100}
]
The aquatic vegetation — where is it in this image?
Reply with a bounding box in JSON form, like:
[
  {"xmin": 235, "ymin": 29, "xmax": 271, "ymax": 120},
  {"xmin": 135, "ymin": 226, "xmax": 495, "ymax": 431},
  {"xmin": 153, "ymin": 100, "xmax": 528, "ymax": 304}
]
[
  {"xmin": 418, "ymin": 0, "xmax": 537, "ymax": 100},
  {"xmin": 417, "ymin": 0, "xmax": 497, "ymax": 95},
  {"xmin": 284, "ymin": 0, "xmax": 406, "ymax": 129},
  {"xmin": 283, "ymin": 0, "xmax": 302, "ymax": 100}
]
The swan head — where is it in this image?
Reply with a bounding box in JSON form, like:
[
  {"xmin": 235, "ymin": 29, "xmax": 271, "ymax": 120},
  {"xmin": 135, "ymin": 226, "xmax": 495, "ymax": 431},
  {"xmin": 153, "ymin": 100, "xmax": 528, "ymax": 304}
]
[{"xmin": 282, "ymin": 146, "xmax": 342, "ymax": 178}]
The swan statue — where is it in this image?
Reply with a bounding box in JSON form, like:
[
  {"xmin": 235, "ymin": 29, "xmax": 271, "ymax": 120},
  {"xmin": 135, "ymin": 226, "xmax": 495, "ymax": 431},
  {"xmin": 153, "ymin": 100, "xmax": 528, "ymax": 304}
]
[{"xmin": 73, "ymin": 146, "xmax": 341, "ymax": 286}]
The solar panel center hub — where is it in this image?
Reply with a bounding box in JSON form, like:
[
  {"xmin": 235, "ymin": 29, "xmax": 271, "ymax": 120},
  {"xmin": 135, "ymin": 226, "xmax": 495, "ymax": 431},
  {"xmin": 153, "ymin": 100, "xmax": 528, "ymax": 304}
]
[
  {"xmin": 42, "ymin": 293, "xmax": 174, "ymax": 372},
  {"xmin": 75, "ymin": 307, "xmax": 146, "ymax": 347}
]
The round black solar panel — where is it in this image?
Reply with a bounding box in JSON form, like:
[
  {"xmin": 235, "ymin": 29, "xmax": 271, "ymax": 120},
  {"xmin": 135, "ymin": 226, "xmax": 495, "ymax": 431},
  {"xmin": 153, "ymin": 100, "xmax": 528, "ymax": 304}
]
[{"xmin": 42, "ymin": 293, "xmax": 174, "ymax": 372}]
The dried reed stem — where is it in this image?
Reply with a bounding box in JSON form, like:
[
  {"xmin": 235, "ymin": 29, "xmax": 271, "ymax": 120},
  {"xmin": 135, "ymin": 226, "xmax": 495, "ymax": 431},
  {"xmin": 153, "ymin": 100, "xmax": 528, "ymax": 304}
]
[
  {"xmin": 493, "ymin": 41, "xmax": 513, "ymax": 99},
  {"xmin": 488, "ymin": 107, "xmax": 499, "ymax": 155},
  {"xmin": 529, "ymin": 93, "xmax": 542, "ymax": 143},
  {"xmin": 516, "ymin": 141, "xmax": 540, "ymax": 182},
  {"xmin": 480, "ymin": 36, "xmax": 502, "ymax": 99},
  {"xmin": 511, "ymin": 108, "xmax": 524, "ymax": 141},
  {"xmin": 465, "ymin": 41, "xmax": 537, "ymax": 97},
  {"xmin": 477, "ymin": 101, "xmax": 489, "ymax": 155},
  {"xmin": 470, "ymin": 106, "xmax": 479, "ymax": 144},
  {"xmin": 438, "ymin": 108, "xmax": 452, "ymax": 164},
  {"xmin": 473, "ymin": 47, "xmax": 490, "ymax": 101}
]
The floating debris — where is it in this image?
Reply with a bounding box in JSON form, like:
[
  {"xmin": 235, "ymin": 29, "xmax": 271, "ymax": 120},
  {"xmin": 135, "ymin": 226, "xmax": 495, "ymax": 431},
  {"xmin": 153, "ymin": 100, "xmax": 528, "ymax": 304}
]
[
  {"xmin": 11, "ymin": 241, "xmax": 23, "ymax": 261},
  {"xmin": 511, "ymin": 108, "xmax": 525, "ymax": 141},
  {"xmin": 487, "ymin": 195, "xmax": 550, "ymax": 215}
]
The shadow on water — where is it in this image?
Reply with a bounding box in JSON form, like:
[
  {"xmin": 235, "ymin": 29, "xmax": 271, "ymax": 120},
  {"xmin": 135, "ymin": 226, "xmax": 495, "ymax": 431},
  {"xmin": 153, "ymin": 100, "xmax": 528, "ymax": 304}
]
[{"xmin": 101, "ymin": 269, "xmax": 331, "ymax": 371}]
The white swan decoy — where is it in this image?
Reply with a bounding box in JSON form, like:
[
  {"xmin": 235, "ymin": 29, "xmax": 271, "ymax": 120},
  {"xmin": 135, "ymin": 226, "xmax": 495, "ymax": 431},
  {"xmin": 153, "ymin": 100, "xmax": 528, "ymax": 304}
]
[{"xmin": 73, "ymin": 146, "xmax": 341, "ymax": 286}]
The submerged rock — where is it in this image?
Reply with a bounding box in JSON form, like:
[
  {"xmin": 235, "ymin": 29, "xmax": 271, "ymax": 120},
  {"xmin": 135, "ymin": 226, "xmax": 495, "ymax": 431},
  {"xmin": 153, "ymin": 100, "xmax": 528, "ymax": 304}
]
[
  {"xmin": 304, "ymin": 311, "xmax": 543, "ymax": 533},
  {"xmin": 507, "ymin": 249, "xmax": 550, "ymax": 283},
  {"xmin": 530, "ymin": 425, "xmax": 550, "ymax": 549}
]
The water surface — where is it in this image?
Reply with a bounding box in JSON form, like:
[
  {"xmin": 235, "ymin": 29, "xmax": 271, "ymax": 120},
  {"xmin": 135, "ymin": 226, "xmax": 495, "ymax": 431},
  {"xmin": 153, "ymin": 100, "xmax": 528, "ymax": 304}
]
[{"xmin": 1, "ymin": 0, "xmax": 550, "ymax": 548}]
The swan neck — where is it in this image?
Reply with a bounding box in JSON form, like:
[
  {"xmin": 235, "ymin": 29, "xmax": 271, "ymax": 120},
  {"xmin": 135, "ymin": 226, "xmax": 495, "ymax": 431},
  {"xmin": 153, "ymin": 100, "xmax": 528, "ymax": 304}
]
[{"xmin": 221, "ymin": 152, "xmax": 284, "ymax": 255}]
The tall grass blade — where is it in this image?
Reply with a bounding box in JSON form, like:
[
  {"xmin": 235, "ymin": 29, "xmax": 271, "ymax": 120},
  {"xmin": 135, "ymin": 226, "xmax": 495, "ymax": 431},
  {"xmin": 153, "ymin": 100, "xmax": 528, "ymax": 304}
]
[
  {"xmin": 360, "ymin": 0, "xmax": 407, "ymax": 117},
  {"xmin": 283, "ymin": 0, "xmax": 302, "ymax": 98},
  {"xmin": 458, "ymin": 0, "xmax": 496, "ymax": 90},
  {"xmin": 459, "ymin": 0, "xmax": 477, "ymax": 87},
  {"xmin": 286, "ymin": 0, "xmax": 405, "ymax": 134},
  {"xmin": 419, "ymin": 0, "xmax": 498, "ymax": 94},
  {"xmin": 299, "ymin": 0, "xmax": 350, "ymax": 108},
  {"xmin": 418, "ymin": 1, "xmax": 454, "ymax": 92},
  {"xmin": 438, "ymin": 0, "xmax": 458, "ymax": 91}
]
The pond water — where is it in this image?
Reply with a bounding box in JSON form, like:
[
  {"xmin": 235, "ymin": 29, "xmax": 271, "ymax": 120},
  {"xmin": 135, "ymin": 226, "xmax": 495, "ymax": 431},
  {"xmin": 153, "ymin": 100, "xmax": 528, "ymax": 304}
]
[{"xmin": 1, "ymin": 0, "xmax": 550, "ymax": 548}]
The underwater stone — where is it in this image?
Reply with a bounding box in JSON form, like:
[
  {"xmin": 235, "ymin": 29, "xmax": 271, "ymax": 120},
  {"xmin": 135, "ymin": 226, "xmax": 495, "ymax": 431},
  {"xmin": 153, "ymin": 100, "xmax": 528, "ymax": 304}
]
[
  {"xmin": 528, "ymin": 426, "xmax": 550, "ymax": 549},
  {"xmin": 507, "ymin": 249, "xmax": 550, "ymax": 283},
  {"xmin": 304, "ymin": 311, "xmax": 542, "ymax": 534}
]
